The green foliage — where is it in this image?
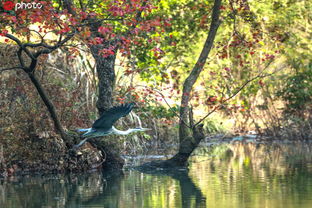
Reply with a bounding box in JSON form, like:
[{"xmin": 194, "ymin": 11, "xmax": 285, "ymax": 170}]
[
  {"xmin": 142, "ymin": 104, "xmax": 179, "ymax": 119},
  {"xmin": 277, "ymin": 62, "xmax": 312, "ymax": 114},
  {"xmin": 204, "ymin": 118, "xmax": 227, "ymax": 134},
  {"xmin": 132, "ymin": 0, "xmax": 213, "ymax": 83},
  {"xmin": 2, "ymin": 0, "xmax": 312, "ymax": 151}
]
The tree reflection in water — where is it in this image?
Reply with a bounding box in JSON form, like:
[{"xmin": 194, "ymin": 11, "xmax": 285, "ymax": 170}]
[{"xmin": 0, "ymin": 141, "xmax": 312, "ymax": 208}]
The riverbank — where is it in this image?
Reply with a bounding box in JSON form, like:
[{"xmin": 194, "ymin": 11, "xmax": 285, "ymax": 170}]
[
  {"xmin": 2, "ymin": 134, "xmax": 311, "ymax": 179},
  {"xmin": 0, "ymin": 136, "xmax": 103, "ymax": 178}
]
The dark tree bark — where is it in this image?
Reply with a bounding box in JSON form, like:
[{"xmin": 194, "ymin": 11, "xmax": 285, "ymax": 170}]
[
  {"xmin": 88, "ymin": 20, "xmax": 124, "ymax": 169},
  {"xmin": 60, "ymin": 0, "xmax": 124, "ymax": 169},
  {"xmin": 84, "ymin": 2, "xmax": 146, "ymax": 169},
  {"xmin": 27, "ymin": 71, "xmax": 70, "ymax": 145},
  {"xmin": 86, "ymin": 16, "xmax": 116, "ymax": 115},
  {"xmin": 2, "ymin": 34, "xmax": 74, "ymax": 146},
  {"xmin": 89, "ymin": 44, "xmax": 116, "ymax": 115},
  {"xmin": 88, "ymin": 43, "xmax": 125, "ymax": 170}
]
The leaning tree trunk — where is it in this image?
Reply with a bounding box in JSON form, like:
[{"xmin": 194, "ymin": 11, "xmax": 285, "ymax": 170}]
[
  {"xmin": 139, "ymin": 0, "xmax": 222, "ymax": 169},
  {"xmin": 27, "ymin": 71, "xmax": 70, "ymax": 145},
  {"xmin": 16, "ymin": 53, "xmax": 72, "ymax": 146},
  {"xmin": 174, "ymin": 0, "xmax": 222, "ymax": 166},
  {"xmin": 4, "ymin": 33, "xmax": 77, "ymax": 147}
]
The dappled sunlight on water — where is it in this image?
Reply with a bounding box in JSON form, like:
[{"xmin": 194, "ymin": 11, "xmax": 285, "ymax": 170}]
[
  {"xmin": 0, "ymin": 141, "xmax": 312, "ymax": 208},
  {"xmin": 189, "ymin": 142, "xmax": 312, "ymax": 208}
]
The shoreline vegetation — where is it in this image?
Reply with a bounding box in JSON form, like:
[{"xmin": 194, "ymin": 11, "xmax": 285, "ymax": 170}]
[
  {"xmin": 1, "ymin": 0, "xmax": 311, "ymax": 178},
  {"xmin": 0, "ymin": 135, "xmax": 312, "ymax": 179},
  {"xmin": 1, "ymin": 134, "xmax": 311, "ymax": 178},
  {"xmin": 0, "ymin": 62, "xmax": 311, "ymax": 176}
]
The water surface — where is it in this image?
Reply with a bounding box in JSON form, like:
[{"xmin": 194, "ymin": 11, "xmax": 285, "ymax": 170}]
[{"xmin": 1, "ymin": 141, "xmax": 312, "ymax": 208}]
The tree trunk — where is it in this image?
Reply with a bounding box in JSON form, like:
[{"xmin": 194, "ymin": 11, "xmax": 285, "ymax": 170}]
[
  {"xmin": 168, "ymin": 123, "xmax": 205, "ymax": 166},
  {"xmin": 142, "ymin": 0, "xmax": 222, "ymax": 169},
  {"xmin": 61, "ymin": 0, "xmax": 123, "ymax": 168},
  {"xmin": 89, "ymin": 44, "xmax": 116, "ymax": 115},
  {"xmin": 89, "ymin": 42, "xmax": 125, "ymax": 170},
  {"xmin": 27, "ymin": 71, "xmax": 71, "ymax": 146},
  {"xmin": 175, "ymin": 0, "xmax": 221, "ymax": 166}
]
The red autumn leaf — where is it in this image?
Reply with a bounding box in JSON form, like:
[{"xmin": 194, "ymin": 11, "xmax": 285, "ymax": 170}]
[
  {"xmin": 98, "ymin": 26, "xmax": 111, "ymax": 34},
  {"xmin": 259, "ymin": 80, "xmax": 264, "ymax": 86},
  {"xmin": 94, "ymin": 37, "xmax": 104, "ymax": 44},
  {"xmin": 209, "ymin": 96, "xmax": 217, "ymax": 102},
  {"xmin": 80, "ymin": 11, "xmax": 87, "ymax": 20},
  {"xmin": 164, "ymin": 21, "xmax": 171, "ymax": 27},
  {"xmin": 0, "ymin": 29, "xmax": 8, "ymax": 36}
]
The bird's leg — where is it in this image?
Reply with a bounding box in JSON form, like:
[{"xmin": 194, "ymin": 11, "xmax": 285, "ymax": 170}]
[{"xmin": 73, "ymin": 137, "xmax": 89, "ymax": 149}]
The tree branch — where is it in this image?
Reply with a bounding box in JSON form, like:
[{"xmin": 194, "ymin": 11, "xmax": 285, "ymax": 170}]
[
  {"xmin": 6, "ymin": 34, "xmax": 35, "ymax": 60},
  {"xmin": 27, "ymin": 72, "xmax": 70, "ymax": 145},
  {"xmin": 3, "ymin": 32, "xmax": 73, "ymax": 145},
  {"xmin": 34, "ymin": 32, "xmax": 76, "ymax": 57},
  {"xmin": 194, "ymin": 60, "xmax": 283, "ymax": 126},
  {"xmin": 130, "ymin": 85, "xmax": 191, "ymax": 128},
  {"xmin": 0, "ymin": 66, "xmax": 23, "ymax": 73}
]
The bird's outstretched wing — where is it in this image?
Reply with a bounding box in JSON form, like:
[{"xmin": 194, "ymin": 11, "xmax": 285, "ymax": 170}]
[{"xmin": 92, "ymin": 103, "xmax": 135, "ymax": 130}]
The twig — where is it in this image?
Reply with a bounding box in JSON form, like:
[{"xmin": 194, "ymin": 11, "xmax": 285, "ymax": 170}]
[
  {"xmin": 131, "ymin": 85, "xmax": 191, "ymax": 128},
  {"xmin": 194, "ymin": 59, "xmax": 281, "ymax": 126},
  {"xmin": 0, "ymin": 66, "xmax": 23, "ymax": 73}
]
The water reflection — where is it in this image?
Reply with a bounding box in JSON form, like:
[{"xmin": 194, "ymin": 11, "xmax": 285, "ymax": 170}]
[
  {"xmin": 0, "ymin": 142, "xmax": 312, "ymax": 208},
  {"xmin": 190, "ymin": 141, "xmax": 312, "ymax": 208}
]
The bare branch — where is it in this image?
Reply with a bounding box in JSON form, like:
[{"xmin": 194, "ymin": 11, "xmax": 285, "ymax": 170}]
[
  {"xmin": 151, "ymin": 88, "xmax": 191, "ymax": 127},
  {"xmin": 79, "ymin": 0, "xmax": 85, "ymax": 10},
  {"xmin": 130, "ymin": 85, "xmax": 191, "ymax": 128},
  {"xmin": 194, "ymin": 59, "xmax": 283, "ymax": 126},
  {"xmin": 29, "ymin": 29, "xmax": 44, "ymax": 41},
  {"xmin": 5, "ymin": 34, "xmax": 35, "ymax": 60},
  {"xmin": 34, "ymin": 32, "xmax": 76, "ymax": 57}
]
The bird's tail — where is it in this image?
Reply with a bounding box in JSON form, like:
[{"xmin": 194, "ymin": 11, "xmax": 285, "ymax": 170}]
[{"xmin": 77, "ymin": 128, "xmax": 91, "ymax": 132}]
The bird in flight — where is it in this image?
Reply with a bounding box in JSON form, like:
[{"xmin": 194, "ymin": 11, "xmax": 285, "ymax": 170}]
[{"xmin": 74, "ymin": 103, "xmax": 150, "ymax": 149}]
